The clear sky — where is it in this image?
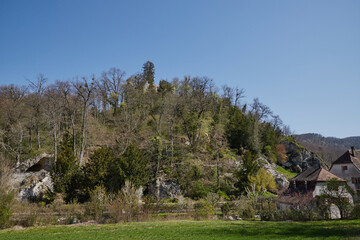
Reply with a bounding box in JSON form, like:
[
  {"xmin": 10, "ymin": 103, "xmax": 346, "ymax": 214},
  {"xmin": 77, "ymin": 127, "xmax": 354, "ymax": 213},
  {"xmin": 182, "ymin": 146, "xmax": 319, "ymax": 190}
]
[{"xmin": 0, "ymin": 0, "xmax": 359, "ymax": 138}]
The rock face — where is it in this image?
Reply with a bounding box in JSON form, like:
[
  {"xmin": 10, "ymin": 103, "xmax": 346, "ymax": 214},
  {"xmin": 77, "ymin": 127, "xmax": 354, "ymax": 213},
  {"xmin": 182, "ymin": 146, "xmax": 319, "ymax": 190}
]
[
  {"xmin": 282, "ymin": 141, "xmax": 323, "ymax": 172},
  {"xmin": 259, "ymin": 157, "xmax": 289, "ymax": 191},
  {"xmin": 15, "ymin": 153, "xmax": 53, "ymax": 173},
  {"xmin": 11, "ymin": 153, "xmax": 54, "ymax": 201},
  {"xmin": 149, "ymin": 176, "xmax": 183, "ymax": 199},
  {"xmin": 14, "ymin": 170, "xmax": 53, "ymax": 201}
]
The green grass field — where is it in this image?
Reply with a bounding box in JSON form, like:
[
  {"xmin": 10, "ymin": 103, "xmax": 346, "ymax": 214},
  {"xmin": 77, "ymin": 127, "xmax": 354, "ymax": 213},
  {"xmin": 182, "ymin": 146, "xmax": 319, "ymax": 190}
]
[{"xmin": 1, "ymin": 220, "xmax": 360, "ymax": 240}]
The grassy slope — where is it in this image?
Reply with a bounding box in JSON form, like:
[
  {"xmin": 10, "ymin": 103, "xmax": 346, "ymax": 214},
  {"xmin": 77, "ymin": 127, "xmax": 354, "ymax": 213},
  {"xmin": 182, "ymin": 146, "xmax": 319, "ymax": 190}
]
[
  {"xmin": 1, "ymin": 220, "xmax": 360, "ymax": 240},
  {"xmin": 276, "ymin": 166, "xmax": 297, "ymax": 179}
]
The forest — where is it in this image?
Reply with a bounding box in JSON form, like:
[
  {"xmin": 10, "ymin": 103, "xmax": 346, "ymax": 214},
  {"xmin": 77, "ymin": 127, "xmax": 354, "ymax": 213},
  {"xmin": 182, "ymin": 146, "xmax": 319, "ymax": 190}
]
[{"xmin": 0, "ymin": 61, "xmax": 294, "ymax": 226}]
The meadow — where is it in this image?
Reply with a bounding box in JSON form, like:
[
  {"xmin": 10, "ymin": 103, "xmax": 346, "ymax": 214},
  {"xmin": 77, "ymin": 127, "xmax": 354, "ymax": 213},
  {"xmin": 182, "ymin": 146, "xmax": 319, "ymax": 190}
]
[{"xmin": 1, "ymin": 220, "xmax": 360, "ymax": 240}]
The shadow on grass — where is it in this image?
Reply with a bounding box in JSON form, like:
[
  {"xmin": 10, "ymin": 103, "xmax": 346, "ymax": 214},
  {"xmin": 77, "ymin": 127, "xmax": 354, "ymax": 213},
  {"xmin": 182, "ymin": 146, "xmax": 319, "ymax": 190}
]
[{"xmin": 204, "ymin": 221, "xmax": 360, "ymax": 239}]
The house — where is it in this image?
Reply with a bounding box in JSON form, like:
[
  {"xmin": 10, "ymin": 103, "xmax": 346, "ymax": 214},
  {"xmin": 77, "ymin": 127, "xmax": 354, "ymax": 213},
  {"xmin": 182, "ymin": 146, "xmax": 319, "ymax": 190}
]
[
  {"xmin": 330, "ymin": 147, "xmax": 360, "ymax": 195},
  {"xmin": 278, "ymin": 167, "xmax": 352, "ymax": 219}
]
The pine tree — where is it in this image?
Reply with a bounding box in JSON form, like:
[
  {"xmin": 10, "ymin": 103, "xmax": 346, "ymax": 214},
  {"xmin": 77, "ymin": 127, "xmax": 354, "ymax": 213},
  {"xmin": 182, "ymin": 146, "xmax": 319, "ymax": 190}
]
[
  {"xmin": 51, "ymin": 133, "xmax": 78, "ymax": 193},
  {"xmin": 142, "ymin": 61, "xmax": 155, "ymax": 87}
]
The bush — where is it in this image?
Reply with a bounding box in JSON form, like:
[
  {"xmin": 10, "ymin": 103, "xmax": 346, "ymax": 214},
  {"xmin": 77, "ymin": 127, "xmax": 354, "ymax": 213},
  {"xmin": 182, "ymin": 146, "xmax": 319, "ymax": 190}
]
[
  {"xmin": 86, "ymin": 185, "xmax": 108, "ymax": 222},
  {"xmin": 350, "ymin": 204, "xmax": 360, "ymax": 219},
  {"xmin": 193, "ymin": 199, "xmax": 215, "ymax": 220},
  {"xmin": 260, "ymin": 209, "xmax": 321, "ymax": 221},
  {"xmin": 16, "ymin": 203, "xmax": 40, "ymax": 227},
  {"xmin": 108, "ymin": 181, "xmax": 143, "ymax": 222},
  {"xmin": 231, "ymin": 199, "xmax": 255, "ymax": 219},
  {"xmin": 221, "ymin": 202, "xmax": 230, "ymax": 215},
  {"xmin": 190, "ymin": 182, "xmax": 213, "ymax": 200},
  {"xmin": 0, "ymin": 190, "xmax": 14, "ymax": 228},
  {"xmin": 0, "ymin": 155, "xmax": 14, "ymax": 229}
]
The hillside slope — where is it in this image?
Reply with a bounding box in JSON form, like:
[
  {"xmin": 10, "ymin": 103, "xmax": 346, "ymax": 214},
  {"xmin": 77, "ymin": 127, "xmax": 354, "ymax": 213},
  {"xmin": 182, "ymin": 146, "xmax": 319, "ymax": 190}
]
[{"xmin": 294, "ymin": 133, "xmax": 360, "ymax": 163}]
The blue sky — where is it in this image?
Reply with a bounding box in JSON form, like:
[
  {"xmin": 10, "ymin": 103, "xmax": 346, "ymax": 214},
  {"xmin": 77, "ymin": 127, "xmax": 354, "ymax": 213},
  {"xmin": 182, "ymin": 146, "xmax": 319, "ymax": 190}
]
[{"xmin": 0, "ymin": 0, "xmax": 359, "ymax": 138}]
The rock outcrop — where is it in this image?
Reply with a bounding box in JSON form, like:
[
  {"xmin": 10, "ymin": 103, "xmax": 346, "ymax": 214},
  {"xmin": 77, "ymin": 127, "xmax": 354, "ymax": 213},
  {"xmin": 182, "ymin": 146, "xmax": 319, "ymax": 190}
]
[
  {"xmin": 11, "ymin": 153, "xmax": 54, "ymax": 201},
  {"xmin": 148, "ymin": 175, "xmax": 183, "ymax": 199},
  {"xmin": 259, "ymin": 157, "xmax": 289, "ymax": 191},
  {"xmin": 15, "ymin": 153, "xmax": 53, "ymax": 173},
  {"xmin": 14, "ymin": 170, "xmax": 53, "ymax": 201},
  {"xmin": 282, "ymin": 141, "xmax": 325, "ymax": 172}
]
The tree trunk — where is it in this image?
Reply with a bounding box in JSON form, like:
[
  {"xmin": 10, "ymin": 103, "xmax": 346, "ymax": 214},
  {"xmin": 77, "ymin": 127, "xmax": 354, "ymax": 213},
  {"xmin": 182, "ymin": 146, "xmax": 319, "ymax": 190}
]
[
  {"xmin": 79, "ymin": 104, "xmax": 87, "ymax": 165},
  {"xmin": 53, "ymin": 124, "xmax": 57, "ymax": 162},
  {"xmin": 170, "ymin": 122, "xmax": 174, "ymax": 169},
  {"xmin": 216, "ymin": 141, "xmax": 220, "ymax": 190},
  {"xmin": 16, "ymin": 127, "xmax": 24, "ymax": 166},
  {"xmin": 28, "ymin": 127, "xmax": 32, "ymax": 149},
  {"xmin": 71, "ymin": 113, "xmax": 76, "ymax": 154},
  {"xmin": 36, "ymin": 127, "xmax": 41, "ymax": 150}
]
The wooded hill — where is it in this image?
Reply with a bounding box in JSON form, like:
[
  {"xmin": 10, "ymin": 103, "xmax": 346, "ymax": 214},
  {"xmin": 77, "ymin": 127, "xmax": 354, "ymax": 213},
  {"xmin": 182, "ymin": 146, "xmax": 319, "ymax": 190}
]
[
  {"xmin": 0, "ymin": 61, "xmax": 290, "ymax": 202},
  {"xmin": 295, "ymin": 133, "xmax": 360, "ymax": 164}
]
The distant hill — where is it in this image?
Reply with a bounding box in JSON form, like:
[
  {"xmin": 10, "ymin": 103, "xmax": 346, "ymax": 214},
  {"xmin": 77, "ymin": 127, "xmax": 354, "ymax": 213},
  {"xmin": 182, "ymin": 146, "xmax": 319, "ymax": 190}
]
[{"xmin": 294, "ymin": 133, "xmax": 360, "ymax": 164}]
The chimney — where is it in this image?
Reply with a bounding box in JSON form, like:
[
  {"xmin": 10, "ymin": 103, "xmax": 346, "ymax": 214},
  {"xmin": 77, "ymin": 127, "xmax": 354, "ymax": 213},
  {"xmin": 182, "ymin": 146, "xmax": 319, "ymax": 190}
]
[{"xmin": 351, "ymin": 146, "xmax": 355, "ymax": 156}]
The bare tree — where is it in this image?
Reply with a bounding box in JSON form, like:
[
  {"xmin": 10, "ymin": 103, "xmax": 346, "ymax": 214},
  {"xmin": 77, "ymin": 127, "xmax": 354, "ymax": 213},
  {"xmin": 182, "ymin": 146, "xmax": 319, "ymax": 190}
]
[
  {"xmin": 73, "ymin": 77, "xmax": 96, "ymax": 165},
  {"xmin": 0, "ymin": 85, "xmax": 27, "ymax": 164},
  {"xmin": 100, "ymin": 68, "xmax": 125, "ymax": 115},
  {"xmin": 44, "ymin": 84, "xmax": 63, "ymax": 162},
  {"xmin": 251, "ymin": 98, "xmax": 272, "ymax": 121},
  {"xmin": 234, "ymin": 88, "xmax": 245, "ymax": 108},
  {"xmin": 271, "ymin": 115, "xmax": 283, "ymax": 129},
  {"xmin": 57, "ymin": 80, "xmax": 78, "ymax": 154},
  {"xmin": 28, "ymin": 74, "xmax": 47, "ymax": 150}
]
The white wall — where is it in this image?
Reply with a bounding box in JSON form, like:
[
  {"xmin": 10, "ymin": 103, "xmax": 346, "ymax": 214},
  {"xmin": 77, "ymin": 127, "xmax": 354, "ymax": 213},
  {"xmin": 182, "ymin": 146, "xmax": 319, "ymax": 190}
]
[
  {"xmin": 313, "ymin": 182, "xmax": 353, "ymax": 204},
  {"xmin": 330, "ymin": 163, "xmax": 360, "ymax": 191}
]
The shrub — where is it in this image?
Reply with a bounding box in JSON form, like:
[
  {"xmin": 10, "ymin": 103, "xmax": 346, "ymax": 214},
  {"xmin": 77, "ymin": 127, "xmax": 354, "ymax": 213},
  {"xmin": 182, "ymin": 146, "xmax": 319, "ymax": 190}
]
[
  {"xmin": 221, "ymin": 202, "xmax": 230, "ymax": 215},
  {"xmin": 108, "ymin": 181, "xmax": 143, "ymax": 222},
  {"xmin": 87, "ymin": 185, "xmax": 108, "ymax": 222},
  {"xmin": 17, "ymin": 203, "xmax": 40, "ymax": 227},
  {"xmin": 350, "ymin": 204, "xmax": 360, "ymax": 219},
  {"xmin": 217, "ymin": 190, "xmax": 230, "ymax": 201},
  {"xmin": 193, "ymin": 199, "xmax": 215, "ymax": 220},
  {"xmin": 0, "ymin": 190, "xmax": 14, "ymax": 228},
  {"xmin": 205, "ymin": 192, "xmax": 219, "ymax": 207},
  {"xmin": 260, "ymin": 209, "xmax": 321, "ymax": 221},
  {"xmin": 231, "ymin": 199, "xmax": 255, "ymax": 219},
  {"xmin": 190, "ymin": 182, "xmax": 213, "ymax": 200}
]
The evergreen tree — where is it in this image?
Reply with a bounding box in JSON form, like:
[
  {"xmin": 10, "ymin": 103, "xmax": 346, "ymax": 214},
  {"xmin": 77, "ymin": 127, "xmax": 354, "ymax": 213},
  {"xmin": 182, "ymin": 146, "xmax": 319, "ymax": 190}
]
[
  {"xmin": 142, "ymin": 61, "xmax": 155, "ymax": 87},
  {"xmin": 83, "ymin": 147, "xmax": 114, "ymax": 195},
  {"xmin": 106, "ymin": 143, "xmax": 149, "ymax": 193},
  {"xmin": 51, "ymin": 133, "xmax": 78, "ymax": 193},
  {"xmin": 234, "ymin": 151, "xmax": 260, "ymax": 194}
]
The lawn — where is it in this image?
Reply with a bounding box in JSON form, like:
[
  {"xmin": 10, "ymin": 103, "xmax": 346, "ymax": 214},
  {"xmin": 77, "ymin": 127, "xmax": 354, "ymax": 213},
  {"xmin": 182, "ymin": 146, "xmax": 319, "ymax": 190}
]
[{"xmin": 1, "ymin": 220, "xmax": 360, "ymax": 240}]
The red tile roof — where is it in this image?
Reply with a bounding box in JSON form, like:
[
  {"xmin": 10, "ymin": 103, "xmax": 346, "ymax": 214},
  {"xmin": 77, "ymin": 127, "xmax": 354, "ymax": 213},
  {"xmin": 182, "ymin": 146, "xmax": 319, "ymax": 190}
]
[{"xmin": 290, "ymin": 167, "xmax": 345, "ymax": 182}]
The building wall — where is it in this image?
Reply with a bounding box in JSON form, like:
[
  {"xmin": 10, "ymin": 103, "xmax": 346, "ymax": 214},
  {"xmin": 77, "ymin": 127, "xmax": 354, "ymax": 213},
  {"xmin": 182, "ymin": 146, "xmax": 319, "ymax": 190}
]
[
  {"xmin": 330, "ymin": 163, "xmax": 360, "ymax": 192},
  {"xmin": 313, "ymin": 182, "xmax": 353, "ymax": 204},
  {"xmin": 313, "ymin": 182, "xmax": 327, "ymax": 197}
]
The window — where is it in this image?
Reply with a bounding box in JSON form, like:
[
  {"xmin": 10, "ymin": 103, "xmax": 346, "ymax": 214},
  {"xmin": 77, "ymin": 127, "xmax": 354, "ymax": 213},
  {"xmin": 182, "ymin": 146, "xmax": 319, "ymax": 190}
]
[
  {"xmin": 352, "ymin": 178, "xmax": 355, "ymax": 184},
  {"xmin": 342, "ymin": 166, "xmax": 348, "ymax": 170}
]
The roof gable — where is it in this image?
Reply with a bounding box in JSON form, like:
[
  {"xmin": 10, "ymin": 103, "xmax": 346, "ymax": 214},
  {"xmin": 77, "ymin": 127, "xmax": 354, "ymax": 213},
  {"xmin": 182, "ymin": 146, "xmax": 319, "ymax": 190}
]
[
  {"xmin": 291, "ymin": 167, "xmax": 345, "ymax": 182},
  {"xmin": 332, "ymin": 150, "xmax": 360, "ymax": 170}
]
